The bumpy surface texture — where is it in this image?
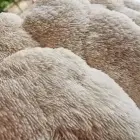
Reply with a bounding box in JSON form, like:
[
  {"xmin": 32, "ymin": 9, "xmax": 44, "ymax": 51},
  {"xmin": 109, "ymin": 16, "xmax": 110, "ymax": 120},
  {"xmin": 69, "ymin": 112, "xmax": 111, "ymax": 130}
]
[
  {"xmin": 0, "ymin": 12, "xmax": 40, "ymax": 62},
  {"xmin": 89, "ymin": 0, "xmax": 140, "ymax": 26},
  {"xmin": 0, "ymin": 47, "xmax": 140, "ymax": 140},
  {"xmin": 124, "ymin": 0, "xmax": 140, "ymax": 11},
  {"xmin": 23, "ymin": 0, "xmax": 140, "ymax": 107}
]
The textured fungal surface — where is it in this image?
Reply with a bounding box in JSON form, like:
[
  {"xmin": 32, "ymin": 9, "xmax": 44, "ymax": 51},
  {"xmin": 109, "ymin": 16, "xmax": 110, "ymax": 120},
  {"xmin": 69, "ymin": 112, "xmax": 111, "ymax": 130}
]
[
  {"xmin": 0, "ymin": 12, "xmax": 40, "ymax": 62},
  {"xmin": 23, "ymin": 0, "xmax": 140, "ymax": 107},
  {"xmin": 0, "ymin": 47, "xmax": 140, "ymax": 140}
]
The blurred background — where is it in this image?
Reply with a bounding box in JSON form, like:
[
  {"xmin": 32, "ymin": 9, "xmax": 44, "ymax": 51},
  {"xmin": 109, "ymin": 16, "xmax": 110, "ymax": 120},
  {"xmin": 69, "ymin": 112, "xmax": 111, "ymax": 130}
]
[{"xmin": 0, "ymin": 0, "xmax": 32, "ymax": 14}]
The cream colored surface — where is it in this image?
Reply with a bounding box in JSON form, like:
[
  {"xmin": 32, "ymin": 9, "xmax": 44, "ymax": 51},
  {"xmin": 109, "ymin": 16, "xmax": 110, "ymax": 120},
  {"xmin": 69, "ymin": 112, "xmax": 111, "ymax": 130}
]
[
  {"xmin": 0, "ymin": 12, "xmax": 40, "ymax": 62},
  {"xmin": 23, "ymin": 0, "xmax": 140, "ymax": 107},
  {"xmin": 0, "ymin": 47, "xmax": 140, "ymax": 140}
]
